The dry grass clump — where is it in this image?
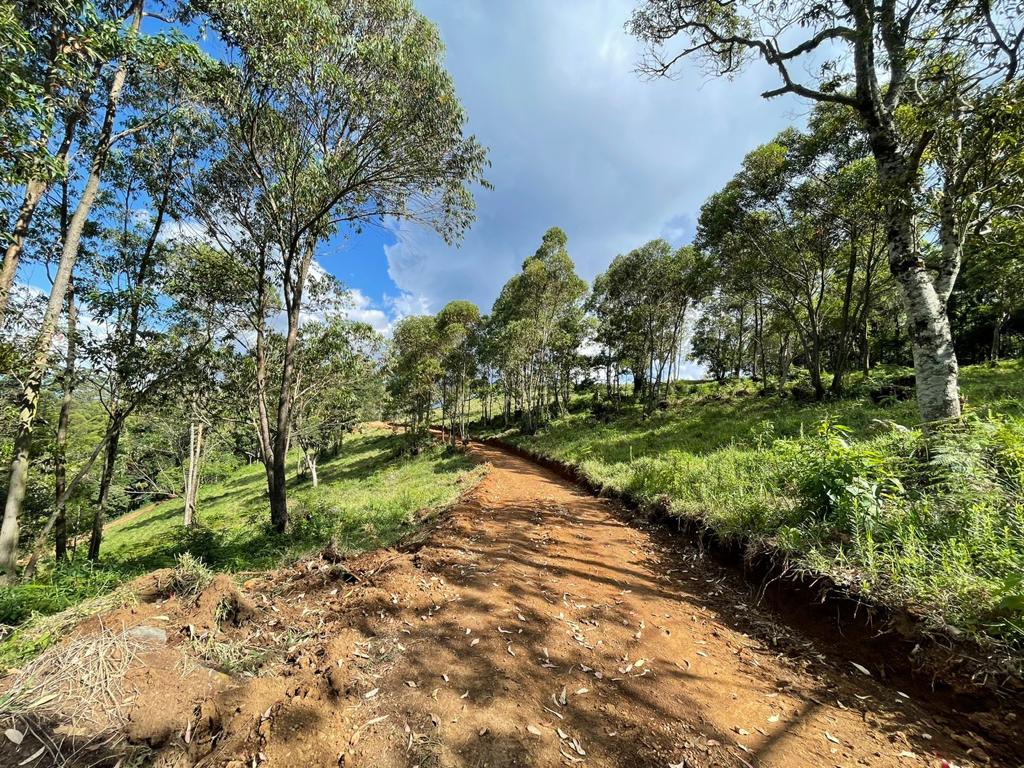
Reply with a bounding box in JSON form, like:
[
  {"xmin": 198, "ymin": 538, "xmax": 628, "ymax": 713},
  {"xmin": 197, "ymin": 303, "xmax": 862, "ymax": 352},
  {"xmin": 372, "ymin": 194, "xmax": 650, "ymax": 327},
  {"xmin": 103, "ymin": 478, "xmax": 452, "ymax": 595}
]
[
  {"xmin": 0, "ymin": 586, "xmax": 139, "ymax": 675},
  {"xmin": 187, "ymin": 633, "xmax": 268, "ymax": 676},
  {"xmin": 168, "ymin": 553, "xmax": 214, "ymax": 601},
  {"xmin": 0, "ymin": 625, "xmax": 156, "ymax": 766}
]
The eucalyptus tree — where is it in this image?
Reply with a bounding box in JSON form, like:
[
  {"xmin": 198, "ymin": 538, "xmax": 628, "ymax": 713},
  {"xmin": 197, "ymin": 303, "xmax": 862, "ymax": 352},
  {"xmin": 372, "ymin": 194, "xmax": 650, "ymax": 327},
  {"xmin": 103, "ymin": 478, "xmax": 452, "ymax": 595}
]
[
  {"xmin": 591, "ymin": 240, "xmax": 706, "ymax": 412},
  {"xmin": 79, "ymin": 85, "xmax": 218, "ymax": 559},
  {"xmin": 629, "ymin": 0, "xmax": 1023, "ymax": 422},
  {"xmin": 488, "ymin": 228, "xmax": 587, "ymax": 431},
  {"xmin": 698, "ymin": 140, "xmax": 838, "ymax": 398},
  {"xmin": 436, "ymin": 300, "xmax": 481, "ymax": 444},
  {"xmin": 697, "ymin": 117, "xmax": 896, "ymax": 398},
  {"xmin": 690, "ymin": 290, "xmax": 746, "ymax": 382},
  {"xmin": 0, "ymin": 0, "xmax": 114, "ymax": 317},
  {"xmin": 389, "ymin": 316, "xmax": 442, "ymax": 449},
  {"xmin": 293, "ymin": 319, "xmax": 384, "ymax": 486},
  {"xmin": 193, "ymin": 0, "xmax": 487, "ymax": 533},
  {"xmin": 160, "ymin": 348, "xmax": 233, "ymax": 528},
  {"xmin": 0, "ymin": 4, "xmax": 214, "ymax": 580}
]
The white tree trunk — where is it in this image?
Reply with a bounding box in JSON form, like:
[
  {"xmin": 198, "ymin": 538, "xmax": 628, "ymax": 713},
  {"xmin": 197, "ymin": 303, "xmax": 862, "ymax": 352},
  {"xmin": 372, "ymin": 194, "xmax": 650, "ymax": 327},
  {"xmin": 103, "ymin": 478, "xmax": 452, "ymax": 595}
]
[
  {"xmin": 183, "ymin": 421, "xmax": 204, "ymax": 527},
  {"xmin": 886, "ymin": 208, "xmax": 961, "ymax": 423}
]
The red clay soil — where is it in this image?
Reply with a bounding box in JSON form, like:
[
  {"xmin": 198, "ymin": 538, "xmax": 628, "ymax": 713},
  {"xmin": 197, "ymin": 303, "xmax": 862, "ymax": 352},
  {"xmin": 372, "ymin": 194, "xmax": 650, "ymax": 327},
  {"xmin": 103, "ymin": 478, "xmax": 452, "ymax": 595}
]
[{"xmin": 3, "ymin": 440, "xmax": 1020, "ymax": 768}]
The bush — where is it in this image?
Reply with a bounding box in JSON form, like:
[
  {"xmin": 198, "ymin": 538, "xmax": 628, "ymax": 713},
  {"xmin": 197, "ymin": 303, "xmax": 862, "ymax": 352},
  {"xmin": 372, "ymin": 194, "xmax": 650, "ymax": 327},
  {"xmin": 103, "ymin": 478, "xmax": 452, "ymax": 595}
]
[
  {"xmin": 291, "ymin": 497, "xmax": 338, "ymax": 543},
  {"xmin": 175, "ymin": 523, "xmax": 224, "ymax": 561},
  {"xmin": 779, "ymin": 416, "xmax": 1024, "ymax": 641},
  {"xmin": 783, "ymin": 419, "xmax": 907, "ymax": 535}
]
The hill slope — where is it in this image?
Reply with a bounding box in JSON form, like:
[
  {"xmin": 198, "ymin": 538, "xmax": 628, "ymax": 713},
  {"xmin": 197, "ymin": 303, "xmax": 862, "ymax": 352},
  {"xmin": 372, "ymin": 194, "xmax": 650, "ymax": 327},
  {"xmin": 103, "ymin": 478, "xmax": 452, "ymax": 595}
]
[{"xmin": 0, "ymin": 426, "xmax": 485, "ymax": 670}]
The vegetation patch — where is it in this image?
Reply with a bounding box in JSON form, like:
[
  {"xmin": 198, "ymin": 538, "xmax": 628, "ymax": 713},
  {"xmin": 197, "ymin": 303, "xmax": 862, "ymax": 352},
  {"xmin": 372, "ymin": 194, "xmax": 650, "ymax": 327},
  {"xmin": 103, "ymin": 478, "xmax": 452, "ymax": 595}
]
[{"xmin": 0, "ymin": 429, "xmax": 483, "ymax": 672}]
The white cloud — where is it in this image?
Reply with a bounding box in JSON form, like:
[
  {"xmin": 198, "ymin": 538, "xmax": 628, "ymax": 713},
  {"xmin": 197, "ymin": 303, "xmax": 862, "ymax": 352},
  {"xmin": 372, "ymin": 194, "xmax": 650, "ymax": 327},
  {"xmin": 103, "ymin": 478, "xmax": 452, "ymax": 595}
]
[
  {"xmin": 4, "ymin": 282, "xmax": 112, "ymax": 351},
  {"xmin": 345, "ymin": 288, "xmax": 393, "ymax": 334},
  {"xmin": 385, "ymin": 0, "xmax": 801, "ymax": 325},
  {"xmin": 158, "ymin": 218, "xmax": 210, "ymax": 245}
]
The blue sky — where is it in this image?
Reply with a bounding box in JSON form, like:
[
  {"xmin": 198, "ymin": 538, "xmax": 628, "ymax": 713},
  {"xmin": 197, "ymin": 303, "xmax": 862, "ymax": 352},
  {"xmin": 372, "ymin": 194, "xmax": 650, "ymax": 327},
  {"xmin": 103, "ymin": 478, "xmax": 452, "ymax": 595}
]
[
  {"xmin": 328, "ymin": 0, "xmax": 806, "ymax": 333},
  {"xmin": 16, "ymin": 1, "xmax": 805, "ymax": 339}
]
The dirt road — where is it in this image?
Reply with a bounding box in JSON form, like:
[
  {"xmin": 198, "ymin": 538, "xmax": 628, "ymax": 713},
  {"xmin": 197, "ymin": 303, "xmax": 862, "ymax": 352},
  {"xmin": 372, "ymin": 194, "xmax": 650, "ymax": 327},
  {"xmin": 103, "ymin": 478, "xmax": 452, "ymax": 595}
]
[
  {"xmin": 318, "ymin": 441, "xmax": 1006, "ymax": 767},
  {"xmin": 4, "ymin": 439, "xmax": 1013, "ymax": 768}
]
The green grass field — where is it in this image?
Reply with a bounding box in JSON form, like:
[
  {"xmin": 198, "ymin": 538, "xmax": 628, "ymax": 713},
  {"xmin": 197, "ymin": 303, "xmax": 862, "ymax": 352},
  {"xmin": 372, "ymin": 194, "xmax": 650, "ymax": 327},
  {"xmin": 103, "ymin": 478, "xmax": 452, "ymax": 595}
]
[
  {"xmin": 0, "ymin": 427, "xmax": 483, "ymax": 670},
  {"xmin": 478, "ymin": 360, "xmax": 1024, "ymax": 656}
]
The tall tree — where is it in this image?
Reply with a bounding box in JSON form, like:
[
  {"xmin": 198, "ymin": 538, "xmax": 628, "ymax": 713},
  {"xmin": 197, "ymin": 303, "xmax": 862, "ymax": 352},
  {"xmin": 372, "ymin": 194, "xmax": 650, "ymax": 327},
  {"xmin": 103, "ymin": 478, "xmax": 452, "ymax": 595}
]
[
  {"xmin": 436, "ymin": 300, "xmax": 481, "ymax": 444},
  {"xmin": 629, "ymin": 0, "xmax": 1023, "ymax": 422},
  {"xmin": 591, "ymin": 240, "xmax": 706, "ymax": 412},
  {"xmin": 193, "ymin": 0, "xmax": 487, "ymax": 533},
  {"xmin": 389, "ymin": 315, "xmax": 443, "ymax": 449},
  {"xmin": 293, "ymin": 318, "xmax": 384, "ymax": 486},
  {"xmin": 0, "ymin": 0, "xmax": 109, "ymax": 317},
  {"xmin": 1, "ymin": 0, "xmax": 153, "ymax": 580},
  {"xmin": 488, "ymin": 227, "xmax": 587, "ymax": 431}
]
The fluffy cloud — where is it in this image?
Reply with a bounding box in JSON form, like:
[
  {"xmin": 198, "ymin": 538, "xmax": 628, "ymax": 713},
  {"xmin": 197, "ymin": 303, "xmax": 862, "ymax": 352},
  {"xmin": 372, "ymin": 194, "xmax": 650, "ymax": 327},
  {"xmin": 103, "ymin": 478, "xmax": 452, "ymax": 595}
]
[
  {"xmin": 382, "ymin": 0, "xmax": 798, "ymax": 319},
  {"xmin": 344, "ymin": 288, "xmax": 393, "ymax": 334}
]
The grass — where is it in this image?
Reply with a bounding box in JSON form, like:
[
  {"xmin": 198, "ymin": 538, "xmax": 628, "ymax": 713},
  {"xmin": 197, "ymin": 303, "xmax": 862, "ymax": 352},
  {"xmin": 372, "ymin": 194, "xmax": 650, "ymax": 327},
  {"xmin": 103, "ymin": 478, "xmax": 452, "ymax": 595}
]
[
  {"xmin": 0, "ymin": 426, "xmax": 484, "ymax": 671},
  {"xmin": 98, "ymin": 428, "xmax": 481, "ymax": 572},
  {"xmin": 476, "ymin": 360, "xmax": 1024, "ymax": 657}
]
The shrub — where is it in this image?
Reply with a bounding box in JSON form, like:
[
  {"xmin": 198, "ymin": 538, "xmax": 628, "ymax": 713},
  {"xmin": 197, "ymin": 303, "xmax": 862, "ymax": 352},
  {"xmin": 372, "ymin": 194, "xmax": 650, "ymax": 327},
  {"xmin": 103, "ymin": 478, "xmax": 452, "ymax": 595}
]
[
  {"xmin": 175, "ymin": 523, "xmax": 224, "ymax": 561},
  {"xmin": 779, "ymin": 416, "xmax": 1024, "ymax": 642},
  {"xmin": 292, "ymin": 497, "xmax": 338, "ymax": 542},
  {"xmin": 783, "ymin": 419, "xmax": 906, "ymax": 537}
]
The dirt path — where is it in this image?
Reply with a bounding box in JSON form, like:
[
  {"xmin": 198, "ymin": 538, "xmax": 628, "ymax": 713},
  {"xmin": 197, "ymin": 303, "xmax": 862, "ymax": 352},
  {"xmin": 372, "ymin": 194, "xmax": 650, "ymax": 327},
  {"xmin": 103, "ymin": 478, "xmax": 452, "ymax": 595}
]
[
  {"xmin": 4, "ymin": 440, "xmax": 1012, "ymax": 768},
  {"xmin": 318, "ymin": 441, "xmax": 1005, "ymax": 768}
]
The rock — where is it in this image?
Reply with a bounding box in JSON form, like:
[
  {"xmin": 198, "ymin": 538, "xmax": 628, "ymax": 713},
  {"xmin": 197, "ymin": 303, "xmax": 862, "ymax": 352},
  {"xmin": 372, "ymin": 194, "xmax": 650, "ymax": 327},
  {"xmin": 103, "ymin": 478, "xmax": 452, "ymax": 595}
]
[{"xmin": 127, "ymin": 625, "xmax": 168, "ymax": 645}]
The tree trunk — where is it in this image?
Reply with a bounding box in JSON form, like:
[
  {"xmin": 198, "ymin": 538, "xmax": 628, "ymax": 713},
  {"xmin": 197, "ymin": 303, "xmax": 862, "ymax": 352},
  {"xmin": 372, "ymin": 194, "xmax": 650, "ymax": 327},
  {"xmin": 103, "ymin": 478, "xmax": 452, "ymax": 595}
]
[
  {"xmin": 991, "ymin": 313, "xmax": 1005, "ymax": 361},
  {"xmin": 54, "ymin": 280, "xmax": 77, "ymax": 561},
  {"xmin": 252, "ymin": 255, "xmax": 277, "ymax": 504},
  {"xmin": 183, "ymin": 421, "xmax": 204, "ymax": 527},
  {"xmin": 88, "ymin": 422, "xmax": 122, "ymax": 560},
  {"xmin": 860, "ymin": 256, "xmax": 875, "ymax": 376},
  {"xmin": 734, "ymin": 304, "xmax": 745, "ymax": 377},
  {"xmin": 0, "ymin": 181, "xmax": 46, "ymax": 317},
  {"xmin": 831, "ymin": 235, "xmax": 859, "ymax": 396},
  {"xmin": 885, "ymin": 203, "xmax": 961, "ymax": 423},
  {"xmin": 0, "ymin": 0, "xmax": 143, "ymax": 581},
  {"xmin": 269, "ymin": 243, "xmax": 315, "ymax": 533},
  {"xmin": 777, "ymin": 335, "xmax": 791, "ymax": 396}
]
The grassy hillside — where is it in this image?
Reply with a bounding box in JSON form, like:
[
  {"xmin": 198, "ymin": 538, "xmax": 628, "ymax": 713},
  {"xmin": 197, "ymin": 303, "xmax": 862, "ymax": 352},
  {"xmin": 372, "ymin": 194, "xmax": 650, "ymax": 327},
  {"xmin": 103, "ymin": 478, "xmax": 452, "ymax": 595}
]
[
  {"xmin": 0, "ymin": 426, "xmax": 484, "ymax": 670},
  {"xmin": 479, "ymin": 360, "xmax": 1024, "ymax": 656}
]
